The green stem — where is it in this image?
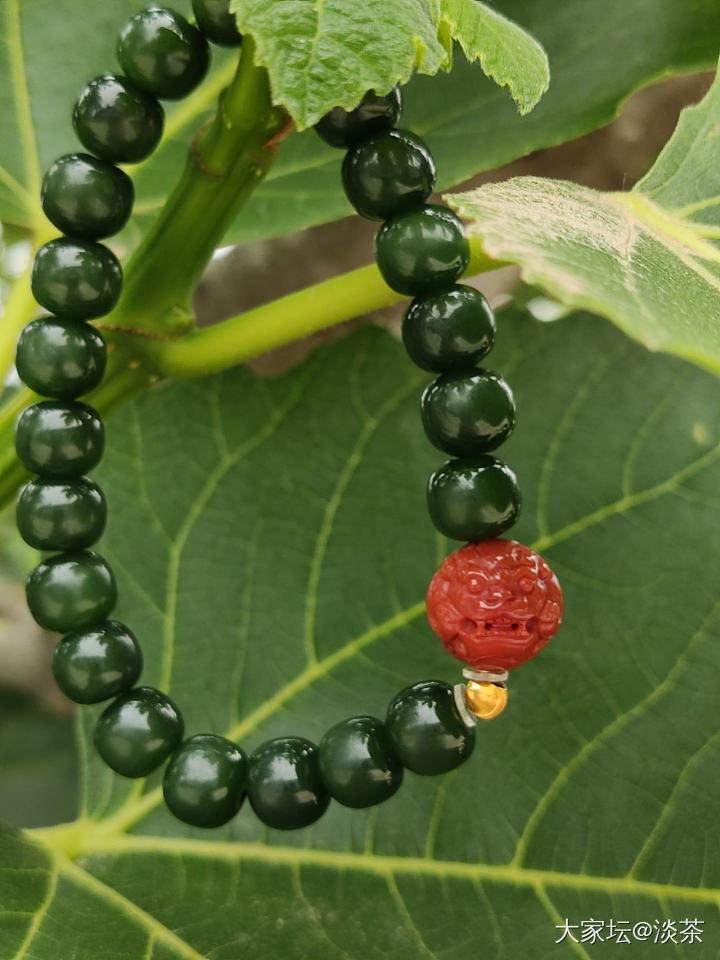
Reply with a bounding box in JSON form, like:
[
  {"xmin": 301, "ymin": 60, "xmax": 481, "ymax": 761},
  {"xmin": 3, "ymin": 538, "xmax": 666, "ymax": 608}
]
[{"xmin": 140, "ymin": 243, "xmax": 500, "ymax": 377}]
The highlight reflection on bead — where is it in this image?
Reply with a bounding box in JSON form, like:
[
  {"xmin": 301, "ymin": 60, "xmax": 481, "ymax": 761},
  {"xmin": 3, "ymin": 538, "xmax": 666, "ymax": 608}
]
[{"xmin": 464, "ymin": 680, "xmax": 508, "ymax": 720}]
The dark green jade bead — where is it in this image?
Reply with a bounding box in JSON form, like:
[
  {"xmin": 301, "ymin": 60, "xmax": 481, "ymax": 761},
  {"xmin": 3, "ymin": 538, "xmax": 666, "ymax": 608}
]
[
  {"xmin": 342, "ymin": 130, "xmax": 436, "ymax": 221},
  {"xmin": 191, "ymin": 0, "xmax": 242, "ymax": 46},
  {"xmin": 73, "ymin": 74, "xmax": 164, "ymax": 163},
  {"xmin": 117, "ymin": 7, "xmax": 210, "ymax": 100},
  {"xmin": 315, "ymin": 87, "xmax": 402, "ymax": 149},
  {"xmin": 427, "ymin": 454, "xmax": 520, "ymax": 541},
  {"xmin": 402, "ymin": 285, "xmax": 495, "ymax": 372},
  {"xmin": 52, "ymin": 620, "xmax": 142, "ymax": 704},
  {"xmin": 15, "ymin": 401, "xmax": 104, "ymax": 478},
  {"xmin": 163, "ymin": 733, "xmax": 248, "ymax": 827},
  {"xmin": 421, "ymin": 369, "xmax": 516, "ymax": 457},
  {"xmin": 41, "ymin": 154, "xmax": 134, "ymax": 240},
  {"xmin": 386, "ymin": 680, "xmax": 475, "ymax": 776},
  {"xmin": 318, "ymin": 716, "xmax": 403, "ymax": 808},
  {"xmin": 31, "ymin": 238, "xmax": 122, "ymax": 320},
  {"xmin": 26, "ymin": 551, "xmax": 117, "ymax": 633},
  {"xmin": 17, "ymin": 477, "xmax": 106, "ymax": 551},
  {"xmin": 247, "ymin": 737, "xmax": 330, "ymax": 830},
  {"xmin": 375, "ymin": 205, "xmax": 470, "ymax": 296},
  {"xmin": 16, "ymin": 318, "xmax": 106, "ymax": 400},
  {"xmin": 95, "ymin": 686, "xmax": 184, "ymax": 778}
]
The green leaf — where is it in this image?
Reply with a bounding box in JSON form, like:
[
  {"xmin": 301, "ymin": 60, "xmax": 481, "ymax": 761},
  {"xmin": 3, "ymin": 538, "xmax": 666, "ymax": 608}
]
[
  {"xmin": 448, "ymin": 59, "xmax": 720, "ymax": 374},
  {"xmin": 439, "ymin": 0, "xmax": 549, "ymax": 115},
  {"xmin": 10, "ymin": 312, "xmax": 720, "ymax": 955}
]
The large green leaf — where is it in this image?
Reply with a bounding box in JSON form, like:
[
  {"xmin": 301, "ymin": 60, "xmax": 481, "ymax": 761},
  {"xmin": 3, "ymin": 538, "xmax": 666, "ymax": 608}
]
[
  {"xmin": 449, "ymin": 58, "xmax": 720, "ymax": 374},
  {"xmin": 2, "ymin": 0, "xmax": 720, "ymax": 246},
  {"xmin": 230, "ymin": 0, "xmax": 547, "ymax": 128},
  {"xmin": 6, "ymin": 312, "xmax": 720, "ymax": 956}
]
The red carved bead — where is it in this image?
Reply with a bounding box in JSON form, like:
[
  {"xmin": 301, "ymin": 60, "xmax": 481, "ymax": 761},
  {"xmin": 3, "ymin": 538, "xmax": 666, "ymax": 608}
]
[{"xmin": 426, "ymin": 539, "xmax": 563, "ymax": 671}]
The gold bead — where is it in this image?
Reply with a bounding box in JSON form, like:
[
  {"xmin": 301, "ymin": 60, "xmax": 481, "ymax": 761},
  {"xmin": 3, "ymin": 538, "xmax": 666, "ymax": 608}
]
[{"xmin": 464, "ymin": 680, "xmax": 508, "ymax": 720}]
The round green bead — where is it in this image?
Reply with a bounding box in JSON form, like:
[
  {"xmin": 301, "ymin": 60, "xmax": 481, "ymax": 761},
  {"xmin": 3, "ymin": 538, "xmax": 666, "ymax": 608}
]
[
  {"xmin": 73, "ymin": 74, "xmax": 164, "ymax": 164},
  {"xmin": 16, "ymin": 318, "xmax": 106, "ymax": 400},
  {"xmin": 247, "ymin": 737, "xmax": 329, "ymax": 830},
  {"xmin": 421, "ymin": 369, "xmax": 516, "ymax": 457},
  {"xmin": 386, "ymin": 680, "xmax": 475, "ymax": 776},
  {"xmin": 315, "ymin": 87, "xmax": 402, "ymax": 149},
  {"xmin": 402, "ymin": 285, "xmax": 496, "ymax": 372},
  {"xmin": 427, "ymin": 454, "xmax": 521, "ymax": 541},
  {"xmin": 17, "ymin": 476, "xmax": 106, "ymax": 551},
  {"xmin": 95, "ymin": 686, "xmax": 184, "ymax": 778},
  {"xmin": 191, "ymin": 0, "xmax": 242, "ymax": 46},
  {"xmin": 342, "ymin": 130, "xmax": 436, "ymax": 221},
  {"xmin": 52, "ymin": 620, "xmax": 142, "ymax": 704},
  {"xmin": 41, "ymin": 154, "xmax": 134, "ymax": 240},
  {"xmin": 375, "ymin": 205, "xmax": 469, "ymax": 296},
  {"xmin": 163, "ymin": 733, "xmax": 247, "ymax": 827},
  {"xmin": 26, "ymin": 550, "xmax": 117, "ymax": 633},
  {"xmin": 318, "ymin": 716, "xmax": 403, "ymax": 808},
  {"xmin": 117, "ymin": 6, "xmax": 210, "ymax": 100},
  {"xmin": 15, "ymin": 401, "xmax": 104, "ymax": 478},
  {"xmin": 31, "ymin": 238, "xmax": 122, "ymax": 320}
]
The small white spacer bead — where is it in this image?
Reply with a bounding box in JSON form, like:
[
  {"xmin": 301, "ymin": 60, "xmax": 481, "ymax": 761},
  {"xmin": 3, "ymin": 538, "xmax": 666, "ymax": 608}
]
[
  {"xmin": 462, "ymin": 666, "xmax": 509, "ymax": 684},
  {"xmin": 454, "ymin": 683, "xmax": 477, "ymax": 728}
]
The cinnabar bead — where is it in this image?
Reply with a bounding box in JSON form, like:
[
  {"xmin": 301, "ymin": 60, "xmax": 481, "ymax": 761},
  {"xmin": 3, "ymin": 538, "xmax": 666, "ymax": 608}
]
[
  {"xmin": 342, "ymin": 130, "xmax": 436, "ymax": 221},
  {"xmin": 386, "ymin": 680, "xmax": 474, "ymax": 775},
  {"xmin": 375, "ymin": 205, "xmax": 469, "ymax": 296},
  {"xmin": 427, "ymin": 454, "xmax": 520, "ymax": 541},
  {"xmin": 163, "ymin": 733, "xmax": 247, "ymax": 827},
  {"xmin": 15, "ymin": 401, "xmax": 104, "ymax": 478},
  {"xmin": 247, "ymin": 737, "xmax": 330, "ymax": 830},
  {"xmin": 426, "ymin": 539, "xmax": 563, "ymax": 671},
  {"xmin": 315, "ymin": 87, "xmax": 402, "ymax": 149},
  {"xmin": 117, "ymin": 7, "xmax": 210, "ymax": 100},
  {"xmin": 31, "ymin": 238, "xmax": 122, "ymax": 320},
  {"xmin": 17, "ymin": 476, "xmax": 106, "ymax": 551},
  {"xmin": 15, "ymin": 318, "xmax": 106, "ymax": 400},
  {"xmin": 41, "ymin": 154, "xmax": 134, "ymax": 240},
  {"xmin": 26, "ymin": 551, "xmax": 117, "ymax": 633},
  {"xmin": 192, "ymin": 0, "xmax": 243, "ymax": 46},
  {"xmin": 95, "ymin": 686, "xmax": 184, "ymax": 778},
  {"xmin": 402, "ymin": 285, "xmax": 496, "ymax": 372},
  {"xmin": 421, "ymin": 369, "xmax": 516, "ymax": 457},
  {"xmin": 73, "ymin": 74, "xmax": 164, "ymax": 164},
  {"xmin": 318, "ymin": 716, "xmax": 403, "ymax": 808},
  {"xmin": 52, "ymin": 620, "xmax": 142, "ymax": 704}
]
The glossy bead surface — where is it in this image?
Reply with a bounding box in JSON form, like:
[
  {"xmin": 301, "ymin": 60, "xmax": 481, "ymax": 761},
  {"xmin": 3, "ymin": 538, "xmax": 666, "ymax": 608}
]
[
  {"xmin": 16, "ymin": 318, "xmax": 106, "ymax": 400},
  {"xmin": 386, "ymin": 680, "xmax": 475, "ymax": 775},
  {"xmin": 421, "ymin": 369, "xmax": 516, "ymax": 457},
  {"xmin": 117, "ymin": 7, "xmax": 210, "ymax": 100},
  {"xmin": 318, "ymin": 716, "xmax": 403, "ymax": 808},
  {"xmin": 247, "ymin": 737, "xmax": 329, "ymax": 830},
  {"xmin": 315, "ymin": 87, "xmax": 402, "ymax": 149},
  {"xmin": 427, "ymin": 455, "xmax": 521, "ymax": 542},
  {"xmin": 192, "ymin": 0, "xmax": 243, "ymax": 46},
  {"xmin": 41, "ymin": 154, "xmax": 134, "ymax": 240},
  {"xmin": 95, "ymin": 686, "xmax": 183, "ymax": 778},
  {"xmin": 73, "ymin": 74, "xmax": 164, "ymax": 163},
  {"xmin": 402, "ymin": 285, "xmax": 496, "ymax": 372},
  {"xmin": 375, "ymin": 205, "xmax": 469, "ymax": 296},
  {"xmin": 31, "ymin": 238, "xmax": 122, "ymax": 320},
  {"xmin": 342, "ymin": 131, "xmax": 436, "ymax": 221},
  {"xmin": 15, "ymin": 401, "xmax": 104, "ymax": 478},
  {"xmin": 17, "ymin": 477, "xmax": 106, "ymax": 551},
  {"xmin": 163, "ymin": 733, "xmax": 247, "ymax": 827},
  {"xmin": 427, "ymin": 540, "xmax": 563, "ymax": 671},
  {"xmin": 52, "ymin": 620, "xmax": 142, "ymax": 704},
  {"xmin": 26, "ymin": 550, "xmax": 117, "ymax": 633}
]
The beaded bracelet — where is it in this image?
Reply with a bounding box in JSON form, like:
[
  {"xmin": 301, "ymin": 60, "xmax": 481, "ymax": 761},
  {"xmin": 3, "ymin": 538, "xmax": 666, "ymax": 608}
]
[{"xmin": 13, "ymin": 1, "xmax": 563, "ymax": 832}]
